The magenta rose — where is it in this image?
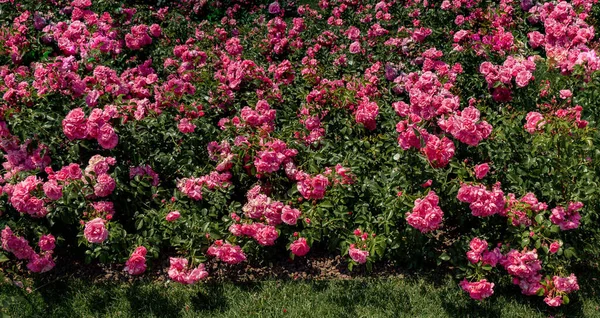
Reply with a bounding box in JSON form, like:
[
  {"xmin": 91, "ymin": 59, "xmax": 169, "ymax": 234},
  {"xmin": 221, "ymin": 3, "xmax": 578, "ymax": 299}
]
[{"xmin": 84, "ymin": 218, "xmax": 109, "ymax": 244}]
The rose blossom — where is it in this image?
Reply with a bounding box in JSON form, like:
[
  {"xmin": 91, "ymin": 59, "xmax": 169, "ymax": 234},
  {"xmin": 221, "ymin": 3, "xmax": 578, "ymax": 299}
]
[
  {"xmin": 460, "ymin": 279, "xmax": 495, "ymax": 300},
  {"xmin": 83, "ymin": 218, "xmax": 109, "ymax": 244},
  {"xmin": 38, "ymin": 234, "xmax": 56, "ymax": 251},
  {"xmin": 549, "ymin": 241, "xmax": 561, "ymax": 254},
  {"xmin": 474, "ymin": 163, "xmax": 490, "ymax": 179},
  {"xmin": 124, "ymin": 246, "xmax": 147, "ymax": 275},
  {"xmin": 290, "ymin": 237, "xmax": 310, "ymax": 257},
  {"xmin": 348, "ymin": 245, "xmax": 369, "ymax": 264},
  {"xmin": 166, "ymin": 211, "xmax": 181, "ymax": 222}
]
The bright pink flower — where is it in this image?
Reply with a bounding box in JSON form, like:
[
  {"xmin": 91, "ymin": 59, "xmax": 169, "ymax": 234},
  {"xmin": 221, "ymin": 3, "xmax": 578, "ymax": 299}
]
[
  {"xmin": 1, "ymin": 226, "xmax": 35, "ymax": 260},
  {"xmin": 43, "ymin": 180, "xmax": 63, "ymax": 200},
  {"xmin": 290, "ymin": 238, "xmax": 310, "ymax": 257},
  {"xmin": 94, "ymin": 174, "xmax": 116, "ymax": 197},
  {"xmin": 297, "ymin": 172, "xmax": 330, "ymax": 200},
  {"xmin": 482, "ymin": 248, "xmax": 502, "ymax": 267},
  {"xmin": 460, "ymin": 279, "xmax": 495, "ymax": 300},
  {"xmin": 168, "ymin": 257, "xmax": 209, "ymax": 284},
  {"xmin": 355, "ymin": 98, "xmax": 379, "ymax": 130},
  {"xmin": 553, "ymin": 274, "xmax": 579, "ymax": 293},
  {"xmin": 97, "ymin": 124, "xmax": 118, "ymax": 149},
  {"xmin": 550, "ymin": 202, "xmax": 582, "ymax": 230},
  {"xmin": 422, "ymin": 136, "xmax": 455, "ymax": 168},
  {"xmin": 166, "ymin": 211, "xmax": 181, "ymax": 222},
  {"xmin": 348, "ymin": 246, "xmax": 369, "ymax": 264},
  {"xmin": 524, "ymin": 112, "xmax": 545, "ymax": 133},
  {"xmin": 549, "ymin": 241, "xmax": 561, "ymax": 254},
  {"xmin": 83, "ymin": 218, "xmax": 109, "ymax": 244},
  {"xmin": 474, "ymin": 163, "xmax": 490, "ymax": 179},
  {"xmin": 254, "ymin": 225, "xmax": 279, "ymax": 246},
  {"xmin": 406, "ymin": 191, "xmax": 444, "ymax": 233},
  {"xmin": 207, "ymin": 241, "xmax": 247, "ymax": 264},
  {"xmin": 457, "ymin": 183, "xmax": 505, "ymax": 217},
  {"xmin": 281, "ymin": 206, "xmax": 301, "ymax": 225},
  {"xmin": 38, "ymin": 234, "xmax": 56, "ymax": 251},
  {"xmin": 544, "ymin": 296, "xmax": 562, "ymax": 307},
  {"xmin": 62, "ymin": 108, "xmax": 88, "ymax": 140},
  {"xmin": 528, "ymin": 31, "xmax": 545, "ymax": 48},
  {"xmin": 437, "ymin": 106, "xmax": 492, "ymax": 146},
  {"xmin": 500, "ymin": 250, "xmax": 542, "ymax": 284},
  {"xmin": 515, "ymin": 70, "xmax": 533, "ymax": 88},
  {"xmin": 178, "ymin": 118, "xmax": 196, "ymax": 134},
  {"xmin": 559, "ymin": 89, "xmax": 572, "ymax": 99},
  {"xmin": 26, "ymin": 253, "xmax": 55, "ymax": 273},
  {"xmin": 349, "ymin": 41, "xmax": 361, "ymax": 54},
  {"xmin": 124, "ymin": 246, "xmax": 147, "ymax": 275}
]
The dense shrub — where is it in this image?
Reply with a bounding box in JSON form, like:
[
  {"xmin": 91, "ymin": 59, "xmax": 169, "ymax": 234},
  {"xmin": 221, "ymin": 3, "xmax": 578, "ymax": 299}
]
[{"xmin": 1, "ymin": 0, "xmax": 600, "ymax": 306}]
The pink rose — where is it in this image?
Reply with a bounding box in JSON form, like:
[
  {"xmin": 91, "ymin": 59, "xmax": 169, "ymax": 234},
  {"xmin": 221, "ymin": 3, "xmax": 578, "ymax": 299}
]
[
  {"xmin": 149, "ymin": 24, "xmax": 162, "ymax": 37},
  {"xmin": 544, "ymin": 296, "xmax": 562, "ymax": 307},
  {"xmin": 62, "ymin": 108, "xmax": 88, "ymax": 140},
  {"xmin": 84, "ymin": 218, "xmax": 109, "ymax": 244},
  {"xmin": 38, "ymin": 234, "xmax": 56, "ymax": 251},
  {"xmin": 290, "ymin": 238, "xmax": 310, "ymax": 257},
  {"xmin": 124, "ymin": 246, "xmax": 147, "ymax": 275},
  {"xmin": 474, "ymin": 163, "xmax": 490, "ymax": 179},
  {"xmin": 281, "ymin": 206, "xmax": 301, "ymax": 225},
  {"xmin": 524, "ymin": 112, "xmax": 545, "ymax": 133},
  {"xmin": 549, "ymin": 241, "xmax": 561, "ymax": 254},
  {"xmin": 460, "ymin": 279, "xmax": 494, "ymax": 300},
  {"xmin": 166, "ymin": 211, "xmax": 181, "ymax": 222},
  {"xmin": 43, "ymin": 180, "xmax": 63, "ymax": 200},
  {"xmin": 27, "ymin": 253, "xmax": 55, "ymax": 273},
  {"xmin": 559, "ymin": 89, "xmax": 572, "ymax": 99},
  {"xmin": 348, "ymin": 246, "xmax": 369, "ymax": 264},
  {"xmin": 349, "ymin": 41, "xmax": 361, "ymax": 54},
  {"xmin": 97, "ymin": 124, "xmax": 118, "ymax": 149},
  {"xmin": 178, "ymin": 118, "xmax": 196, "ymax": 134},
  {"xmin": 94, "ymin": 174, "xmax": 116, "ymax": 197},
  {"xmin": 515, "ymin": 70, "xmax": 532, "ymax": 88}
]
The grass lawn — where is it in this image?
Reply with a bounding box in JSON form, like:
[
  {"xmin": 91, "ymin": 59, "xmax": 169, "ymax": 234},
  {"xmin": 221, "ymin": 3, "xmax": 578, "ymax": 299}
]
[{"xmin": 1, "ymin": 273, "xmax": 599, "ymax": 318}]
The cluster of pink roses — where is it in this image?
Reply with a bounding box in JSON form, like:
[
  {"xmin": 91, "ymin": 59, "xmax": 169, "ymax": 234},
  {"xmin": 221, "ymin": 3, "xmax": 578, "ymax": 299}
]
[
  {"xmin": 459, "ymin": 279, "xmax": 495, "ymax": 301},
  {"xmin": 62, "ymin": 107, "xmax": 119, "ymax": 150},
  {"xmin": 347, "ymin": 229, "xmax": 372, "ymax": 264},
  {"xmin": 457, "ymin": 182, "xmax": 506, "ymax": 217},
  {"xmin": 240, "ymin": 185, "xmax": 302, "ymax": 226},
  {"xmin": 1, "ymin": 226, "xmax": 55, "ymax": 273},
  {"xmin": 167, "ymin": 257, "xmax": 209, "ymax": 285},
  {"xmin": 125, "ymin": 24, "xmax": 161, "ymax": 50},
  {"xmin": 544, "ymin": 274, "xmax": 580, "ymax": 306},
  {"xmin": 9, "ymin": 176, "xmax": 47, "ymax": 218},
  {"xmin": 240, "ymin": 100, "xmax": 277, "ymax": 132},
  {"xmin": 253, "ymin": 138, "xmax": 298, "ymax": 175},
  {"xmin": 550, "ymin": 202, "xmax": 583, "ymax": 231},
  {"xmin": 176, "ymin": 171, "xmax": 232, "ymax": 201},
  {"xmin": 466, "ymin": 237, "xmax": 502, "ymax": 267},
  {"xmin": 479, "ymin": 56, "xmax": 537, "ymax": 102},
  {"xmin": 406, "ymin": 191, "xmax": 444, "ymax": 233},
  {"xmin": 530, "ymin": 2, "xmax": 599, "ymax": 75},
  {"xmin": 207, "ymin": 240, "xmax": 247, "ymax": 265},
  {"xmin": 504, "ymin": 193, "xmax": 548, "ymax": 226}
]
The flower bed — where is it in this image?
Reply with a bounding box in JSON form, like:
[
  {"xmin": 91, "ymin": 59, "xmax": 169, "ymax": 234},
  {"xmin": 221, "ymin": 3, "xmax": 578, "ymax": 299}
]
[{"xmin": 1, "ymin": 0, "xmax": 600, "ymax": 307}]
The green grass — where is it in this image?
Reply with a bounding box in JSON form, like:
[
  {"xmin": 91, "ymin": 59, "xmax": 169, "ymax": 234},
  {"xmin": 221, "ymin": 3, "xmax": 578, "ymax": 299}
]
[{"xmin": 1, "ymin": 273, "xmax": 599, "ymax": 318}]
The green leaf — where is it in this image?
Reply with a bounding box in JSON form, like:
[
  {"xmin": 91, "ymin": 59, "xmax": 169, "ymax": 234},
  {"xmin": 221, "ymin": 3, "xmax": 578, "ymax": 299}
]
[
  {"xmin": 320, "ymin": 201, "xmax": 334, "ymax": 208},
  {"xmin": 439, "ymin": 253, "xmax": 450, "ymax": 261}
]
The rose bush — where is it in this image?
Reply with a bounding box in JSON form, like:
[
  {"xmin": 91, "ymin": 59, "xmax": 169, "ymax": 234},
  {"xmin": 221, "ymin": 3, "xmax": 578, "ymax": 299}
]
[{"xmin": 1, "ymin": 0, "xmax": 600, "ymax": 307}]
